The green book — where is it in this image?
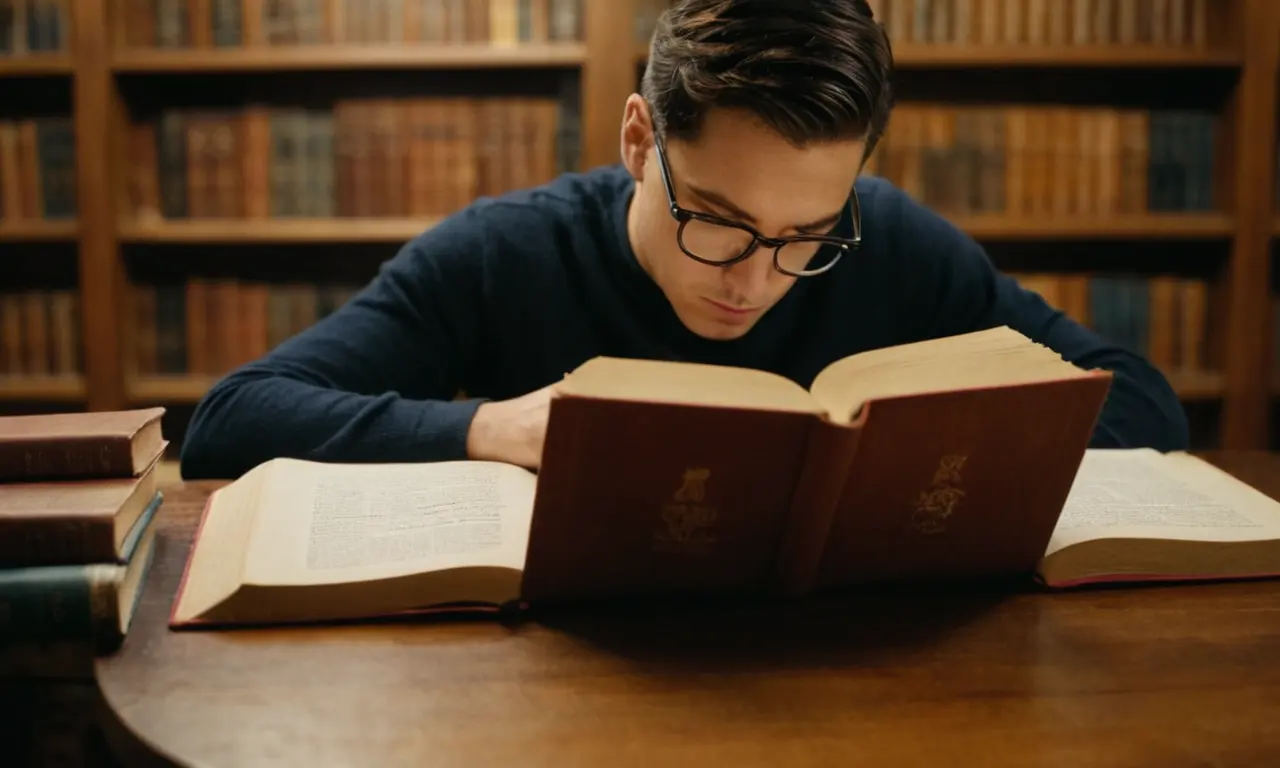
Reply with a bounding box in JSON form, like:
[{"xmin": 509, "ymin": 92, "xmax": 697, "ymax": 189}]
[{"xmin": 0, "ymin": 491, "xmax": 163, "ymax": 652}]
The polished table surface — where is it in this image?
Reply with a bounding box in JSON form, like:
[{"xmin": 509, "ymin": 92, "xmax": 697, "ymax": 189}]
[{"xmin": 98, "ymin": 451, "xmax": 1280, "ymax": 767}]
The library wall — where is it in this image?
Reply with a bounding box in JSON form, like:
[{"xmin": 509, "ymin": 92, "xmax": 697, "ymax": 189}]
[{"xmin": 1, "ymin": 0, "xmax": 1278, "ymax": 453}]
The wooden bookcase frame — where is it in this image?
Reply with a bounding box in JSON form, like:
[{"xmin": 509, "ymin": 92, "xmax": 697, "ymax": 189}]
[{"xmin": 0, "ymin": 0, "xmax": 1275, "ymax": 449}]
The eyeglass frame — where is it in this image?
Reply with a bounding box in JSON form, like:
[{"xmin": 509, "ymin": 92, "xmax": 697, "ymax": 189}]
[{"xmin": 652, "ymin": 130, "xmax": 862, "ymax": 277}]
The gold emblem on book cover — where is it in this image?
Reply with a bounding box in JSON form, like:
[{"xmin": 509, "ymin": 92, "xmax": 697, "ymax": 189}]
[
  {"xmin": 911, "ymin": 454, "xmax": 968, "ymax": 535},
  {"xmin": 655, "ymin": 467, "xmax": 718, "ymax": 554}
]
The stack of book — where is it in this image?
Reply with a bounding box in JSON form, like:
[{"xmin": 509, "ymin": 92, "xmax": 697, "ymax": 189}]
[{"xmin": 0, "ymin": 407, "xmax": 168, "ymax": 678}]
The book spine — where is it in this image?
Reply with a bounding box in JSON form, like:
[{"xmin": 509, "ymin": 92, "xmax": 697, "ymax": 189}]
[
  {"xmin": 0, "ymin": 562, "xmax": 121, "ymax": 649},
  {"xmin": 769, "ymin": 418, "xmax": 864, "ymax": 597},
  {"xmin": 0, "ymin": 435, "xmax": 138, "ymax": 480}
]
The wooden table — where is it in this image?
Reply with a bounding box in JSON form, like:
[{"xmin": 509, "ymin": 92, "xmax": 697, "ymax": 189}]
[{"xmin": 98, "ymin": 452, "xmax": 1280, "ymax": 767}]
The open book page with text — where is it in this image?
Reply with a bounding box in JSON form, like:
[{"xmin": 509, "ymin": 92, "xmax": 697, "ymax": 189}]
[
  {"xmin": 1048, "ymin": 450, "xmax": 1280, "ymax": 551},
  {"xmin": 808, "ymin": 326, "xmax": 1099, "ymax": 424},
  {"xmin": 1039, "ymin": 450, "xmax": 1280, "ymax": 585},
  {"xmin": 244, "ymin": 458, "xmax": 539, "ymax": 587},
  {"xmin": 559, "ymin": 327, "xmax": 1100, "ymax": 425}
]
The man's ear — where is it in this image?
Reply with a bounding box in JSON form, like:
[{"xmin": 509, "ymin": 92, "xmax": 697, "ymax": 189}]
[{"xmin": 619, "ymin": 94, "xmax": 653, "ymax": 181}]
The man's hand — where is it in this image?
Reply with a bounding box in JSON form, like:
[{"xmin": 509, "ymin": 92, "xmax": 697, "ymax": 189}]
[{"xmin": 466, "ymin": 383, "xmax": 559, "ymax": 469}]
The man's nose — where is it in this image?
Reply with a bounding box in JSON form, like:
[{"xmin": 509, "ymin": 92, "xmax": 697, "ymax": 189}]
[{"xmin": 722, "ymin": 244, "xmax": 776, "ymax": 298}]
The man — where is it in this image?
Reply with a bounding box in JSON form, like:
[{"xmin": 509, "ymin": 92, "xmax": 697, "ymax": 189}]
[{"xmin": 180, "ymin": 0, "xmax": 1188, "ymax": 480}]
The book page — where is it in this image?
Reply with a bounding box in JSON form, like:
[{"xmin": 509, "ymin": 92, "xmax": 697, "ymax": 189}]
[
  {"xmin": 243, "ymin": 459, "xmax": 538, "ymax": 586},
  {"xmin": 1045, "ymin": 449, "xmax": 1280, "ymax": 555},
  {"xmin": 810, "ymin": 326, "xmax": 1093, "ymax": 423},
  {"xmin": 559, "ymin": 356, "xmax": 823, "ymax": 414}
]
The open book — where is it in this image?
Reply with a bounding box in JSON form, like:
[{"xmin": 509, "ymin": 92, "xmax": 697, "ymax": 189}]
[
  {"xmin": 1038, "ymin": 449, "xmax": 1280, "ymax": 587},
  {"xmin": 172, "ymin": 326, "xmax": 1115, "ymax": 627}
]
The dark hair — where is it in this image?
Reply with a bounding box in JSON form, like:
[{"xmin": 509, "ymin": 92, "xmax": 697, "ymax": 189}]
[{"xmin": 640, "ymin": 0, "xmax": 894, "ymax": 157}]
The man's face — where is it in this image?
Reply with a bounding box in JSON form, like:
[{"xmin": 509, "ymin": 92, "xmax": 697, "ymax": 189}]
[{"xmin": 622, "ymin": 97, "xmax": 866, "ymax": 341}]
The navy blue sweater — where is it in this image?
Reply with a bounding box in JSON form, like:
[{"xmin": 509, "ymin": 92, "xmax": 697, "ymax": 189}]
[{"xmin": 180, "ymin": 166, "xmax": 1189, "ymax": 479}]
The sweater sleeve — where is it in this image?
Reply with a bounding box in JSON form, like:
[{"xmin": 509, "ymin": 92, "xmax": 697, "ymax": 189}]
[
  {"xmin": 884, "ymin": 185, "xmax": 1190, "ymax": 451},
  {"xmin": 179, "ymin": 208, "xmax": 493, "ymax": 480}
]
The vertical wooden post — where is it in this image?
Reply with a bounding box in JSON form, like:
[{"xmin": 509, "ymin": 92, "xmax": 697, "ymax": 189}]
[
  {"xmin": 1222, "ymin": 0, "xmax": 1278, "ymax": 448},
  {"xmin": 581, "ymin": 0, "xmax": 637, "ymax": 169},
  {"xmin": 72, "ymin": 0, "xmax": 126, "ymax": 411}
]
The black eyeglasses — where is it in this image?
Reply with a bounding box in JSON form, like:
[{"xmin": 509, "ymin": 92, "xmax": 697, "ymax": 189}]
[{"xmin": 653, "ymin": 132, "xmax": 861, "ymax": 277}]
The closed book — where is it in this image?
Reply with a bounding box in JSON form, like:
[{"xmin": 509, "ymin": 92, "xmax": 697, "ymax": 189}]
[
  {"xmin": 169, "ymin": 326, "xmax": 1117, "ymax": 629},
  {"xmin": 0, "ymin": 406, "xmax": 167, "ymax": 482},
  {"xmin": 0, "ymin": 457, "xmax": 161, "ymax": 568},
  {"xmin": 0, "ymin": 491, "xmax": 162, "ymax": 652}
]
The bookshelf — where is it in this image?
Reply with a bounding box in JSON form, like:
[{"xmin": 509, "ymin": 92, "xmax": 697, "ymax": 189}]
[
  {"xmin": 118, "ymin": 217, "xmax": 441, "ymax": 244},
  {"xmin": 0, "ymin": 219, "xmax": 78, "ymax": 241},
  {"xmin": 0, "ymin": 54, "xmax": 75, "ymax": 76},
  {"xmin": 941, "ymin": 213, "xmax": 1234, "ymax": 240},
  {"xmin": 110, "ymin": 42, "xmax": 588, "ymax": 72},
  {"xmin": 0, "ymin": 0, "xmax": 1278, "ymax": 451}
]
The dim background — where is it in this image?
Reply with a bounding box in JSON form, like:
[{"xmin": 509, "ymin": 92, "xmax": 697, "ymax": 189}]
[{"xmin": 0, "ymin": 0, "xmax": 1278, "ymax": 470}]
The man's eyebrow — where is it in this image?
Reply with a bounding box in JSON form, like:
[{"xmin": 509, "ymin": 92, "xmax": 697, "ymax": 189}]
[
  {"xmin": 685, "ymin": 183, "xmax": 843, "ymax": 233},
  {"xmin": 686, "ymin": 183, "xmax": 758, "ymax": 224}
]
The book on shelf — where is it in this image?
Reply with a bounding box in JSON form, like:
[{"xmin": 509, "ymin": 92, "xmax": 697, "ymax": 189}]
[
  {"xmin": 0, "ymin": 118, "xmax": 77, "ymax": 224},
  {"xmin": 636, "ymin": 1, "xmax": 1213, "ymax": 49},
  {"xmin": 0, "ymin": 289, "xmax": 82, "ymax": 381},
  {"xmin": 170, "ymin": 324, "xmax": 1117, "ymax": 628},
  {"xmin": 847, "ymin": 0, "xmax": 1210, "ymax": 49},
  {"xmin": 130, "ymin": 280, "xmax": 363, "ymax": 382},
  {"xmin": 128, "ymin": 90, "xmax": 581, "ymax": 224},
  {"xmin": 120, "ymin": 0, "xmax": 584, "ymax": 50},
  {"xmin": 0, "ymin": 0, "xmax": 69, "ymax": 56},
  {"xmin": 1007, "ymin": 272, "xmax": 1213, "ymax": 378},
  {"xmin": 864, "ymin": 105, "xmax": 1217, "ymax": 219}
]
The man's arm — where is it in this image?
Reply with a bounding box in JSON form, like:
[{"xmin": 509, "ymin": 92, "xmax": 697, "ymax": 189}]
[
  {"xmin": 179, "ymin": 208, "xmax": 492, "ymax": 480},
  {"xmin": 885, "ymin": 186, "xmax": 1190, "ymax": 451}
]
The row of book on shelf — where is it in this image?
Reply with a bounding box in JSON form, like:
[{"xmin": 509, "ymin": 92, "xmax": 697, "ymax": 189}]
[
  {"xmin": 100, "ymin": 100, "xmax": 1230, "ymax": 225},
  {"xmin": 0, "ymin": 289, "xmax": 80, "ymax": 379},
  {"xmin": 864, "ymin": 105, "xmax": 1216, "ymax": 216},
  {"xmin": 118, "ymin": 0, "xmax": 584, "ymax": 48},
  {"xmin": 127, "ymin": 92, "xmax": 580, "ymax": 222},
  {"xmin": 633, "ymin": 0, "xmax": 1215, "ymax": 48},
  {"xmin": 0, "ymin": 118, "xmax": 76, "ymax": 223},
  {"xmin": 1006, "ymin": 271, "xmax": 1214, "ymax": 378},
  {"xmin": 870, "ymin": 0, "xmax": 1213, "ymax": 46},
  {"xmin": 0, "ymin": 274, "xmax": 1255, "ymax": 389},
  {"xmin": 130, "ymin": 280, "xmax": 364, "ymax": 378},
  {"xmin": 0, "ymin": 407, "xmax": 166, "ymax": 679},
  {"xmin": 0, "ymin": 0, "xmax": 66, "ymax": 56},
  {"xmin": 0, "ymin": 104, "xmax": 1220, "ymax": 227}
]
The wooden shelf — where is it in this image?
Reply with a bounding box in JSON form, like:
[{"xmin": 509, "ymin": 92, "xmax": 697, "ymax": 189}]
[
  {"xmin": 1167, "ymin": 370, "xmax": 1227, "ymax": 401},
  {"xmin": 111, "ymin": 43, "xmax": 586, "ymax": 73},
  {"xmin": 884, "ymin": 44, "xmax": 1240, "ymax": 68},
  {"xmin": 119, "ymin": 217, "xmax": 440, "ymax": 244},
  {"xmin": 0, "ymin": 55, "xmax": 75, "ymax": 76},
  {"xmin": 952, "ymin": 213, "xmax": 1234, "ymax": 240},
  {"xmin": 0, "ymin": 375, "xmax": 87, "ymax": 402},
  {"xmin": 129, "ymin": 376, "xmax": 217, "ymax": 404},
  {"xmin": 118, "ymin": 214, "xmax": 1233, "ymax": 244},
  {"xmin": 0, "ymin": 219, "xmax": 78, "ymax": 242},
  {"xmin": 634, "ymin": 44, "xmax": 1240, "ymax": 69}
]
